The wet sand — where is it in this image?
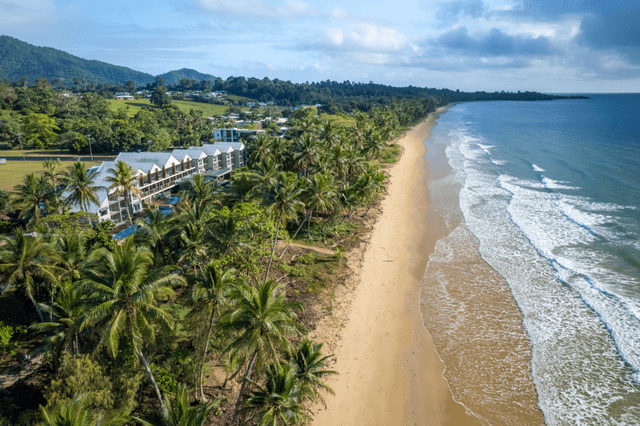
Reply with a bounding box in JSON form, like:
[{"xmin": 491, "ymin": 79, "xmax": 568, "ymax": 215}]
[{"xmin": 311, "ymin": 109, "xmax": 485, "ymax": 426}]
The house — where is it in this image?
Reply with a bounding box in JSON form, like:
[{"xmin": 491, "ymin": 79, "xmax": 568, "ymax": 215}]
[
  {"xmin": 114, "ymin": 92, "xmax": 134, "ymax": 100},
  {"xmin": 213, "ymin": 128, "xmax": 264, "ymax": 144}
]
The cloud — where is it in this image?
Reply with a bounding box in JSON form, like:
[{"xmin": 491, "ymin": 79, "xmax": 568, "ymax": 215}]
[
  {"xmin": 434, "ymin": 26, "xmax": 558, "ymax": 57},
  {"xmin": 318, "ymin": 23, "xmax": 407, "ymax": 52},
  {"xmin": 197, "ymin": 0, "xmax": 319, "ymax": 19},
  {"xmin": 0, "ymin": 0, "xmax": 56, "ymax": 25}
]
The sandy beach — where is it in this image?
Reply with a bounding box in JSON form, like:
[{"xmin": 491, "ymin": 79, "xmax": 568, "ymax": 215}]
[{"xmin": 310, "ymin": 109, "xmax": 484, "ymax": 426}]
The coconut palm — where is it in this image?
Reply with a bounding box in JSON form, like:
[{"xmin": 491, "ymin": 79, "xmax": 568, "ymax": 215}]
[
  {"xmin": 105, "ymin": 161, "xmax": 142, "ymax": 227},
  {"xmin": 135, "ymin": 383, "xmax": 223, "ymax": 426},
  {"xmin": 219, "ymin": 279, "xmax": 306, "ymax": 423},
  {"xmin": 30, "ymin": 283, "xmax": 86, "ymax": 370},
  {"xmin": 260, "ymin": 172, "xmax": 304, "ymax": 282},
  {"xmin": 39, "ymin": 394, "xmax": 130, "ymax": 426},
  {"xmin": 279, "ymin": 172, "xmax": 337, "ymax": 258},
  {"xmin": 134, "ymin": 207, "xmax": 175, "ymax": 266},
  {"xmin": 189, "ymin": 263, "xmax": 236, "ymax": 402},
  {"xmin": 13, "ymin": 172, "xmax": 52, "ymax": 222},
  {"xmin": 292, "ymin": 133, "xmax": 319, "ymax": 177},
  {"xmin": 180, "ymin": 173, "xmax": 215, "ymax": 206},
  {"xmin": 239, "ymin": 363, "xmax": 308, "ymax": 426},
  {"xmin": 224, "ymin": 172, "xmax": 259, "ymax": 207},
  {"xmin": 80, "ymin": 238, "xmax": 185, "ymax": 418},
  {"xmin": 0, "ymin": 229, "xmax": 61, "ymax": 322},
  {"xmin": 285, "ymin": 339, "xmax": 337, "ymax": 406},
  {"xmin": 63, "ymin": 161, "xmax": 101, "ymax": 213}
]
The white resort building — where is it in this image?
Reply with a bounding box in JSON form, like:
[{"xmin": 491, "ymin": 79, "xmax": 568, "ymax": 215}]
[{"xmin": 75, "ymin": 142, "xmax": 247, "ymax": 224}]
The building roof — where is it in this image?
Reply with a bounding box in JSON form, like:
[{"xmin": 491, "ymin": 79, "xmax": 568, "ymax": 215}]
[{"xmin": 172, "ymin": 148, "xmax": 207, "ymax": 161}]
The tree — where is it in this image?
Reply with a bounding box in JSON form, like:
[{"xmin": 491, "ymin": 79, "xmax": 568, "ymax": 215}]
[
  {"xmin": 63, "ymin": 161, "xmax": 101, "ymax": 213},
  {"xmin": 189, "ymin": 264, "xmax": 236, "ymax": 402},
  {"xmin": 22, "ymin": 113, "xmax": 60, "ymax": 148},
  {"xmin": 0, "ymin": 188, "xmax": 11, "ymax": 213},
  {"xmin": 239, "ymin": 363, "xmax": 308, "ymax": 426},
  {"xmin": 135, "ymin": 383, "xmax": 222, "ymax": 426},
  {"xmin": 219, "ymin": 279, "xmax": 305, "ymax": 423},
  {"xmin": 260, "ymin": 172, "xmax": 304, "ymax": 282},
  {"xmin": 285, "ymin": 339, "xmax": 336, "ymax": 405},
  {"xmin": 125, "ymin": 81, "xmax": 135, "ymax": 95},
  {"xmin": 39, "ymin": 393, "xmax": 130, "ymax": 426},
  {"xmin": 30, "ymin": 284, "xmax": 85, "ymax": 369},
  {"xmin": 80, "ymin": 238, "xmax": 185, "ymax": 418},
  {"xmin": 13, "ymin": 172, "xmax": 51, "ymax": 222},
  {"xmin": 43, "ymin": 354, "xmax": 114, "ymax": 411},
  {"xmin": 0, "ymin": 230, "xmax": 61, "ymax": 322},
  {"xmin": 150, "ymin": 86, "xmax": 171, "ymax": 108},
  {"xmin": 105, "ymin": 161, "xmax": 142, "ymax": 226}
]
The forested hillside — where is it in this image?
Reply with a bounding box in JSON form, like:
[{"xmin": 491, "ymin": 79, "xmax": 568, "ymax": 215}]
[{"xmin": 0, "ymin": 36, "xmax": 154, "ymax": 87}]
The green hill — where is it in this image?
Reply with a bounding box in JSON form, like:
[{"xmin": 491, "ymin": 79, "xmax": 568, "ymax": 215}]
[
  {"xmin": 158, "ymin": 68, "xmax": 218, "ymax": 86},
  {"xmin": 0, "ymin": 35, "xmax": 155, "ymax": 86}
]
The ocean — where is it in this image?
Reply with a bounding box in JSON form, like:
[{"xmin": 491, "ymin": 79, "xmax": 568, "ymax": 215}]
[{"xmin": 420, "ymin": 94, "xmax": 640, "ymax": 425}]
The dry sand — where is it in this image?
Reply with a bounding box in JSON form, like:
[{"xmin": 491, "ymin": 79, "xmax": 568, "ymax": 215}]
[{"xmin": 310, "ymin": 109, "xmax": 485, "ymax": 426}]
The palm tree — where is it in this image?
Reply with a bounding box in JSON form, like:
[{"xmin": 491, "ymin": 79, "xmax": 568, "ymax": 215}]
[
  {"xmin": 279, "ymin": 172, "xmax": 337, "ymax": 258},
  {"xmin": 292, "ymin": 133, "xmax": 319, "ymax": 177},
  {"xmin": 134, "ymin": 207, "xmax": 175, "ymax": 266},
  {"xmin": 0, "ymin": 230, "xmax": 61, "ymax": 322},
  {"xmin": 260, "ymin": 172, "xmax": 304, "ymax": 282},
  {"xmin": 13, "ymin": 172, "xmax": 51, "ymax": 222},
  {"xmin": 30, "ymin": 283, "xmax": 86, "ymax": 370},
  {"xmin": 63, "ymin": 161, "xmax": 101, "ymax": 213},
  {"xmin": 105, "ymin": 161, "xmax": 142, "ymax": 227},
  {"xmin": 135, "ymin": 383, "xmax": 223, "ymax": 426},
  {"xmin": 39, "ymin": 394, "xmax": 130, "ymax": 426},
  {"xmin": 180, "ymin": 174, "xmax": 215, "ymax": 206},
  {"xmin": 285, "ymin": 339, "xmax": 337, "ymax": 406},
  {"xmin": 224, "ymin": 172, "xmax": 259, "ymax": 207},
  {"xmin": 80, "ymin": 238, "xmax": 185, "ymax": 418},
  {"xmin": 219, "ymin": 279, "xmax": 306, "ymax": 423},
  {"xmin": 239, "ymin": 363, "xmax": 308, "ymax": 426},
  {"xmin": 189, "ymin": 263, "xmax": 237, "ymax": 402}
]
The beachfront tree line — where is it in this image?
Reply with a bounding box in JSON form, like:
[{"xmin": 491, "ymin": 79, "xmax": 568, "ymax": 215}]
[
  {"xmin": 0, "ymin": 101, "xmax": 431, "ymax": 425},
  {"xmin": 0, "ymin": 78, "xmax": 444, "ymax": 156}
]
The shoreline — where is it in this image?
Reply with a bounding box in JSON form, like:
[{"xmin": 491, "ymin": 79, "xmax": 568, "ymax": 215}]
[{"xmin": 311, "ymin": 107, "xmax": 484, "ymax": 426}]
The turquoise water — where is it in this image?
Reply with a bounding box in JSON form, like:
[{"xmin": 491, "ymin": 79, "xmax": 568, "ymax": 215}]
[{"xmin": 420, "ymin": 95, "xmax": 640, "ymax": 425}]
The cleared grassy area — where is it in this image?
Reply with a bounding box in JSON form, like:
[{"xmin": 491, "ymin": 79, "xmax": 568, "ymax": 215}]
[
  {"xmin": 107, "ymin": 99, "xmax": 230, "ymax": 117},
  {"xmin": 0, "ymin": 148, "xmax": 74, "ymax": 157},
  {"xmin": 0, "ymin": 160, "xmax": 100, "ymax": 191}
]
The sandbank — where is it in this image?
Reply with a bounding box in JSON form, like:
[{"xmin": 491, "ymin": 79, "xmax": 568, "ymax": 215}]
[{"xmin": 310, "ymin": 108, "xmax": 484, "ymax": 426}]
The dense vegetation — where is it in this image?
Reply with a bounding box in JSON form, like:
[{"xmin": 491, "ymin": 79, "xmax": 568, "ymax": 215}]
[
  {"xmin": 0, "ymin": 89, "xmax": 428, "ymax": 425},
  {"xmin": 0, "ymin": 36, "xmax": 154, "ymax": 87}
]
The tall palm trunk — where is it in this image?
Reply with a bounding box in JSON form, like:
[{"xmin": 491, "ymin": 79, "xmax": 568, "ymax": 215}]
[
  {"xmin": 139, "ymin": 351, "xmax": 168, "ymax": 419},
  {"xmin": 279, "ymin": 212, "xmax": 309, "ymax": 259},
  {"xmin": 265, "ymin": 222, "xmax": 280, "ymax": 283},
  {"xmin": 231, "ymin": 350, "xmax": 257, "ymax": 425},
  {"xmin": 199, "ymin": 309, "xmax": 216, "ymax": 402},
  {"xmin": 28, "ymin": 290, "xmax": 45, "ymax": 322}
]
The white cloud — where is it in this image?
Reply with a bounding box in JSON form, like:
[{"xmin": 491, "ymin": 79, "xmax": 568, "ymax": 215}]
[
  {"xmin": 321, "ymin": 23, "xmax": 407, "ymax": 52},
  {"xmin": 330, "ymin": 6, "xmax": 349, "ymax": 20},
  {"xmin": 198, "ymin": 0, "xmax": 318, "ymax": 19},
  {"xmin": 0, "ymin": 0, "xmax": 56, "ymax": 25}
]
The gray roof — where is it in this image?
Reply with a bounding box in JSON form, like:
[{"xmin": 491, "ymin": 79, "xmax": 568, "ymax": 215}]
[
  {"xmin": 115, "ymin": 152, "xmax": 178, "ymax": 167},
  {"xmin": 172, "ymin": 148, "xmax": 207, "ymax": 161},
  {"xmin": 198, "ymin": 145, "xmax": 222, "ymax": 156}
]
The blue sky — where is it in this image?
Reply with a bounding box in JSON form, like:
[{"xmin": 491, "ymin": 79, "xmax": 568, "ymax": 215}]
[{"xmin": 1, "ymin": 0, "xmax": 639, "ymax": 92}]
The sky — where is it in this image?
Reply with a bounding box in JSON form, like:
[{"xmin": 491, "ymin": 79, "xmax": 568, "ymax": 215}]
[{"xmin": 1, "ymin": 0, "xmax": 639, "ymax": 93}]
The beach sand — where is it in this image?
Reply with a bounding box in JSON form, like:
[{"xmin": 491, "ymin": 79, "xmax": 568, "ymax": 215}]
[{"xmin": 310, "ymin": 109, "xmax": 485, "ymax": 426}]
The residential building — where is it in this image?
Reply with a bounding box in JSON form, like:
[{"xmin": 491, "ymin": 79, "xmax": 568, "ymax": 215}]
[{"xmin": 68, "ymin": 142, "xmax": 249, "ymax": 225}]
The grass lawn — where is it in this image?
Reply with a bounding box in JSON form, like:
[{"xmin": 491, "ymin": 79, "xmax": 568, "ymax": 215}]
[
  {"xmin": 0, "ymin": 160, "xmax": 100, "ymax": 191},
  {"xmin": 107, "ymin": 99, "xmax": 230, "ymax": 117}
]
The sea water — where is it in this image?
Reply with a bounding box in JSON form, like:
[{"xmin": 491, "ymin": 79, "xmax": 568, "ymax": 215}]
[{"xmin": 420, "ymin": 95, "xmax": 640, "ymax": 425}]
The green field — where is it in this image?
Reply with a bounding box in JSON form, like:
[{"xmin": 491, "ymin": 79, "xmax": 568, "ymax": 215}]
[
  {"xmin": 0, "ymin": 160, "xmax": 100, "ymax": 191},
  {"xmin": 107, "ymin": 99, "xmax": 230, "ymax": 117}
]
